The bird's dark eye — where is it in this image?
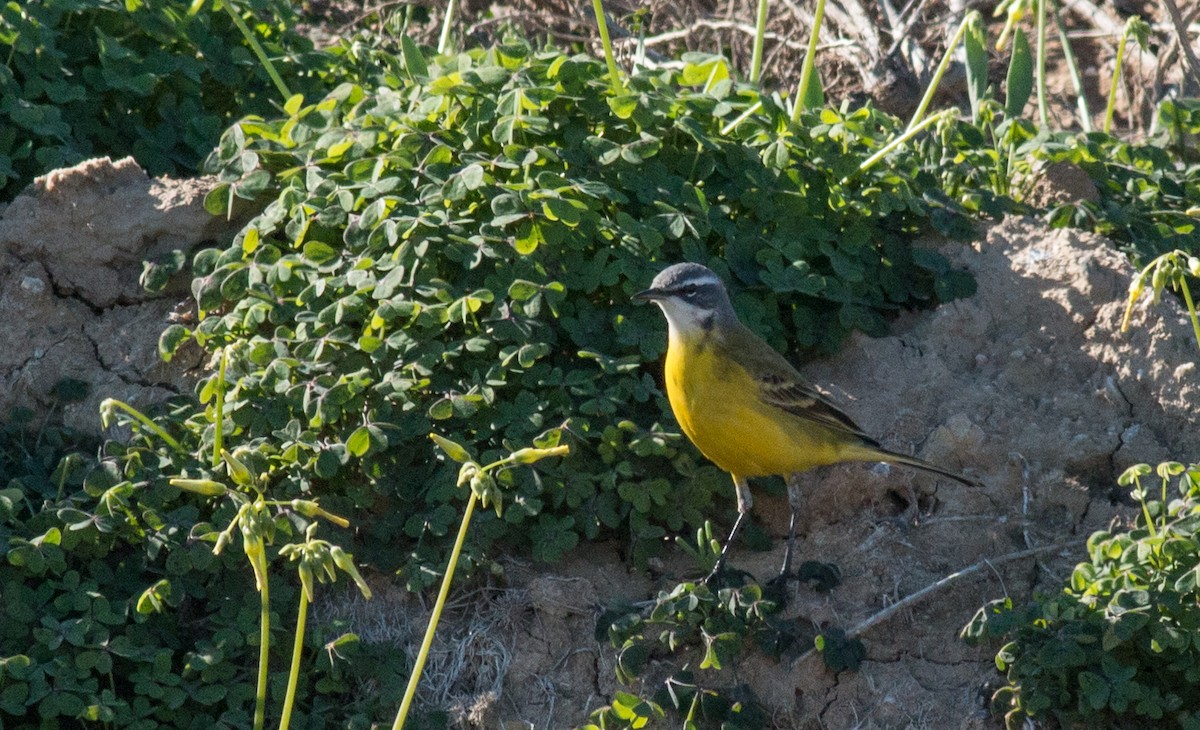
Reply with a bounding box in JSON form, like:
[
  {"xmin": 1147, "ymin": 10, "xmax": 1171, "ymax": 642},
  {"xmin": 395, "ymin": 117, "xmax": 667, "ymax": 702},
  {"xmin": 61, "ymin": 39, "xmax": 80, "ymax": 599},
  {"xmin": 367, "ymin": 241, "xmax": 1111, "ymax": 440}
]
[{"xmin": 680, "ymin": 285, "xmax": 697, "ymax": 298}]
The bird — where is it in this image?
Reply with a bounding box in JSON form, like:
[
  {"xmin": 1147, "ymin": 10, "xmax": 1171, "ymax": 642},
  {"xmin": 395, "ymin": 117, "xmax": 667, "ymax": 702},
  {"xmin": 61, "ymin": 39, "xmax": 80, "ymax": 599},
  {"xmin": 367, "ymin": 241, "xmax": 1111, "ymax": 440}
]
[{"xmin": 634, "ymin": 262, "xmax": 980, "ymax": 582}]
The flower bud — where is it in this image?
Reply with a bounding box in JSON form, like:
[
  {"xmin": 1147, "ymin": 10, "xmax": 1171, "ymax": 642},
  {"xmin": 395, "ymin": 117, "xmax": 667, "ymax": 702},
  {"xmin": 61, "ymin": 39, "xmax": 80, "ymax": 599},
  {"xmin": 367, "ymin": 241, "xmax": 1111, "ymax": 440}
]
[{"xmin": 170, "ymin": 478, "xmax": 229, "ymax": 497}]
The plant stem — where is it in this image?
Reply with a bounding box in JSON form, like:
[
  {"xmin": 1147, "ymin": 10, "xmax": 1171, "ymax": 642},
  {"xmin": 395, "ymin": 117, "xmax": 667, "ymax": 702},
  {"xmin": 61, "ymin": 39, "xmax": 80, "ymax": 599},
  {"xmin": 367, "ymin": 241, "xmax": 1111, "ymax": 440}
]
[
  {"xmin": 1178, "ymin": 276, "xmax": 1200, "ymax": 354},
  {"xmin": 392, "ymin": 492, "xmax": 479, "ymax": 730},
  {"xmin": 1035, "ymin": 0, "xmax": 1049, "ymax": 127},
  {"xmin": 720, "ymin": 101, "xmax": 763, "ymax": 136},
  {"xmin": 749, "ymin": 0, "xmax": 769, "ymax": 84},
  {"xmin": 214, "ymin": 347, "xmax": 228, "ymax": 468},
  {"xmin": 790, "ymin": 0, "xmax": 827, "ymax": 121},
  {"xmin": 856, "ymin": 109, "xmax": 956, "ymax": 178},
  {"xmin": 1104, "ymin": 28, "xmax": 1129, "ymax": 134},
  {"xmin": 278, "ymin": 591, "xmax": 308, "ymax": 730},
  {"xmin": 103, "ymin": 400, "xmax": 186, "ymax": 454},
  {"xmin": 437, "ymin": 0, "xmax": 458, "ymax": 54},
  {"xmin": 795, "ymin": 541, "xmax": 1074, "ymax": 664},
  {"xmin": 1161, "ymin": 474, "xmax": 1170, "ymax": 529},
  {"xmin": 907, "ymin": 14, "xmax": 973, "ymax": 130},
  {"xmin": 1051, "ymin": 1, "xmax": 1090, "ymax": 132},
  {"xmin": 254, "ymin": 564, "xmax": 270, "ymax": 730},
  {"xmin": 221, "ymin": 0, "xmax": 292, "ymax": 101},
  {"xmin": 591, "ymin": 0, "xmax": 623, "ymax": 94}
]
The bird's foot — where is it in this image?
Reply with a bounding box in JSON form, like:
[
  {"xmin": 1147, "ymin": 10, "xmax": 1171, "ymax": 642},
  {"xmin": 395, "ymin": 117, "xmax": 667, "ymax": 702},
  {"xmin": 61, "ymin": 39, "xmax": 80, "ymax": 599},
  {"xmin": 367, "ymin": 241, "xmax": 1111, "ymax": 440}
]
[
  {"xmin": 796, "ymin": 560, "xmax": 842, "ymax": 592},
  {"xmin": 763, "ymin": 571, "xmax": 793, "ymax": 607},
  {"xmin": 702, "ymin": 563, "xmax": 754, "ymax": 589}
]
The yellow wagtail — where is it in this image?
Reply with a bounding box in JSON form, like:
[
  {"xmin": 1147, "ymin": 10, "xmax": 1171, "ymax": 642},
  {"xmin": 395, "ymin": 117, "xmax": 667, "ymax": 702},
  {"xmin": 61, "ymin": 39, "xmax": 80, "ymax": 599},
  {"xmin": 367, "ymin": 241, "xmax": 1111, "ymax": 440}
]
[{"xmin": 634, "ymin": 262, "xmax": 980, "ymax": 581}]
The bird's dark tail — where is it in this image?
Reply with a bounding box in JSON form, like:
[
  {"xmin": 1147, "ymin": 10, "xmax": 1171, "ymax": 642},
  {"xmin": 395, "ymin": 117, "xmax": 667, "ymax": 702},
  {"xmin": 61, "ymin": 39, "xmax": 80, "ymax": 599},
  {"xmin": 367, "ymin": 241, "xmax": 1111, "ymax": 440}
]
[{"xmin": 850, "ymin": 446, "xmax": 982, "ymax": 488}]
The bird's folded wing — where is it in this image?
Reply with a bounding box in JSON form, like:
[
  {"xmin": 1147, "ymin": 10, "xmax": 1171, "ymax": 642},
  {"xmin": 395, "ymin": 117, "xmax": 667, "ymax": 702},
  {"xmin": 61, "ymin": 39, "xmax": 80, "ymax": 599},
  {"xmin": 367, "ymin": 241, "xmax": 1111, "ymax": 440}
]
[{"xmin": 757, "ymin": 372, "xmax": 879, "ymax": 446}]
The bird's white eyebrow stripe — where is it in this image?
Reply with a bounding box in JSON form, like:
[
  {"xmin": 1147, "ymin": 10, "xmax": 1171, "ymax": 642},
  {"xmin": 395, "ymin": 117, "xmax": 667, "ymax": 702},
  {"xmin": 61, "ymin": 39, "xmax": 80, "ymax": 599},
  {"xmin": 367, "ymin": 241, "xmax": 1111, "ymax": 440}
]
[{"xmin": 668, "ymin": 273, "xmax": 722, "ymax": 290}]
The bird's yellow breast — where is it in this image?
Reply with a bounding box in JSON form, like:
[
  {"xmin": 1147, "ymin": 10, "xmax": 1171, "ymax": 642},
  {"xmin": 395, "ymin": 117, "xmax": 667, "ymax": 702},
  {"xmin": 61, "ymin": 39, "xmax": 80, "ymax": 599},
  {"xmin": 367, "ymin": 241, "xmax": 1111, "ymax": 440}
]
[{"xmin": 664, "ymin": 331, "xmax": 845, "ymax": 478}]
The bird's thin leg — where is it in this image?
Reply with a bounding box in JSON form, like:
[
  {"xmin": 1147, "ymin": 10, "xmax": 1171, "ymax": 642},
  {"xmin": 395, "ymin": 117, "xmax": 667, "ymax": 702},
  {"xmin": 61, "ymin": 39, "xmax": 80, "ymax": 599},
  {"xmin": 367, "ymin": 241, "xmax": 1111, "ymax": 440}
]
[
  {"xmin": 779, "ymin": 473, "xmax": 805, "ymax": 579},
  {"xmin": 707, "ymin": 476, "xmax": 752, "ymax": 582}
]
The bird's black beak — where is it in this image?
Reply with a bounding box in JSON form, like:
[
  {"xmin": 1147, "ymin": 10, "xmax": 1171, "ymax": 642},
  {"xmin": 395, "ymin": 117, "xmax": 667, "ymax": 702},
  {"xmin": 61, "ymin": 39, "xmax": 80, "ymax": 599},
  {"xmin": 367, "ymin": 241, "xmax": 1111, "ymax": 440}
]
[{"xmin": 633, "ymin": 287, "xmax": 665, "ymax": 302}]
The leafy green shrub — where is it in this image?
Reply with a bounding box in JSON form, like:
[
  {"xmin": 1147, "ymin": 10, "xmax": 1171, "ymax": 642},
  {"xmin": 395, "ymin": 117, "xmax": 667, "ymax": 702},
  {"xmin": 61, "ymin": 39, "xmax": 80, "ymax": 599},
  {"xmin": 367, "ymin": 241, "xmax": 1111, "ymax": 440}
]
[
  {"xmin": 963, "ymin": 462, "xmax": 1200, "ymax": 729},
  {"xmin": 0, "ymin": 0, "xmax": 328, "ymax": 201},
  {"xmin": 588, "ymin": 582, "xmax": 783, "ymax": 729},
  {"xmin": 586, "ymin": 560, "xmax": 859, "ymax": 729},
  {"xmin": 1017, "ymin": 96, "xmax": 1200, "ymax": 268},
  {"xmin": 0, "ymin": 405, "xmax": 396, "ymax": 727},
  {"xmin": 182, "ymin": 38, "xmax": 978, "ymax": 586}
]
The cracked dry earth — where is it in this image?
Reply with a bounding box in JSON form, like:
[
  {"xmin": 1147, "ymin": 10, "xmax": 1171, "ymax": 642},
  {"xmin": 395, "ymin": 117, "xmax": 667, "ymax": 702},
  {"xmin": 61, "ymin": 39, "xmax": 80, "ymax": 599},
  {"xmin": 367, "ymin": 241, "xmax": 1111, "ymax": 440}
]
[
  {"xmin": 3, "ymin": 159, "xmax": 1199, "ymax": 728},
  {"xmin": 0, "ymin": 157, "xmax": 232, "ymax": 435}
]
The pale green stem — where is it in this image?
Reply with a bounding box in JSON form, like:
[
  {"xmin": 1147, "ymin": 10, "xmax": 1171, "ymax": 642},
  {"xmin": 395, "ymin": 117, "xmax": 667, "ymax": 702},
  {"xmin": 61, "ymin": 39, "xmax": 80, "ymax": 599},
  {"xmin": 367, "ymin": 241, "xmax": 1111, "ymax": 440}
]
[
  {"xmin": 907, "ymin": 14, "xmax": 973, "ymax": 130},
  {"xmin": 1051, "ymin": 2, "xmax": 1090, "ymax": 132},
  {"xmin": 720, "ymin": 101, "xmax": 763, "ymax": 135},
  {"xmin": 702, "ymin": 63, "xmax": 721, "ymax": 94},
  {"xmin": 1035, "ymin": 0, "xmax": 1049, "ymax": 127},
  {"xmin": 278, "ymin": 591, "xmax": 308, "ymax": 730},
  {"xmin": 1161, "ymin": 474, "xmax": 1170, "ymax": 530},
  {"xmin": 221, "ymin": 1, "xmax": 291, "ymax": 101},
  {"xmin": 591, "ymin": 0, "xmax": 623, "ymax": 93},
  {"xmin": 749, "ymin": 0, "xmax": 770, "ymax": 84},
  {"xmin": 1135, "ymin": 476, "xmax": 1157, "ymax": 539},
  {"xmin": 1179, "ymin": 277, "xmax": 1200, "ymax": 354},
  {"xmin": 214, "ymin": 347, "xmax": 228, "ymax": 468},
  {"xmin": 104, "ymin": 399, "xmax": 185, "ymax": 454},
  {"xmin": 856, "ymin": 109, "xmax": 955, "ymax": 178},
  {"xmin": 790, "ymin": 0, "xmax": 827, "ymax": 122},
  {"xmin": 437, "ymin": 0, "xmax": 458, "ymax": 53},
  {"xmin": 392, "ymin": 492, "xmax": 478, "ymax": 730},
  {"xmin": 1104, "ymin": 30, "xmax": 1129, "ymax": 134},
  {"xmin": 1003, "ymin": 127, "xmax": 1017, "ymax": 197},
  {"xmin": 253, "ymin": 562, "xmax": 270, "ymax": 730}
]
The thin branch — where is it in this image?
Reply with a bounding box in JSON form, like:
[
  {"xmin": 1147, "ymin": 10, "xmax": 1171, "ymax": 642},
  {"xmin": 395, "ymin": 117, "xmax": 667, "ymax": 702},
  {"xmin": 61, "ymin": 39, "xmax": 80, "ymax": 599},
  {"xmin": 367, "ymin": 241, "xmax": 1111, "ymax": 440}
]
[
  {"xmin": 642, "ymin": 18, "xmax": 859, "ymax": 54},
  {"xmin": 1162, "ymin": 0, "xmax": 1200, "ymax": 90},
  {"xmin": 883, "ymin": 0, "xmax": 937, "ymax": 58},
  {"xmin": 795, "ymin": 541, "xmax": 1076, "ymax": 664}
]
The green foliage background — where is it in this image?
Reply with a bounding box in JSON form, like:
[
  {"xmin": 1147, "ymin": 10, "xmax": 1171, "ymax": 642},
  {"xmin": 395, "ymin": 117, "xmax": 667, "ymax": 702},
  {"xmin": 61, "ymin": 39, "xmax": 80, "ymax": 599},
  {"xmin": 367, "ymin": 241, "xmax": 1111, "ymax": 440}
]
[
  {"xmin": 964, "ymin": 464, "xmax": 1200, "ymax": 729},
  {"xmin": 0, "ymin": 29, "xmax": 988, "ymax": 726},
  {"xmin": 186, "ymin": 40, "xmax": 978, "ymax": 586},
  {"xmin": 0, "ymin": 0, "xmax": 325, "ymax": 201},
  {"xmin": 3, "ymin": 2, "xmax": 1200, "ymax": 726}
]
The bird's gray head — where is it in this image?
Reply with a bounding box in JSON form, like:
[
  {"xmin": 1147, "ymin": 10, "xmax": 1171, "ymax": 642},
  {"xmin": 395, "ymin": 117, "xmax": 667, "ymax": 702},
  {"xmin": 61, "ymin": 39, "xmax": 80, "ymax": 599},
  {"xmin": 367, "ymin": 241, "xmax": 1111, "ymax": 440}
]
[{"xmin": 633, "ymin": 263, "xmax": 737, "ymax": 336}]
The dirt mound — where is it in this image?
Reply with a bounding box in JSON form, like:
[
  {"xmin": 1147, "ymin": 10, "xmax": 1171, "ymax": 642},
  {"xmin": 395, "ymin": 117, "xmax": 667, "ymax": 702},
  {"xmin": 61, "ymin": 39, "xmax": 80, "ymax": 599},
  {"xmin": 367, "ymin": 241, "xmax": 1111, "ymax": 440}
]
[
  {"xmin": 728, "ymin": 215, "xmax": 1199, "ymax": 727},
  {"xmin": 350, "ymin": 216, "xmax": 1197, "ymax": 728},
  {"xmin": 0, "ymin": 157, "xmax": 234, "ymax": 435}
]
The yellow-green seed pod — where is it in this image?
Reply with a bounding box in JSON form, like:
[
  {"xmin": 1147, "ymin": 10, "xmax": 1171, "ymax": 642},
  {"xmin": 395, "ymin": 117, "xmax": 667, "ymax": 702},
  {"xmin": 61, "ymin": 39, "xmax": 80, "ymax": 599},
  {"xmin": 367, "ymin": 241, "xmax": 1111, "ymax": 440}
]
[
  {"xmin": 170, "ymin": 478, "xmax": 229, "ymax": 497},
  {"xmin": 291, "ymin": 499, "xmax": 320, "ymax": 517},
  {"xmin": 214, "ymin": 529, "xmax": 232, "ymax": 555},
  {"xmin": 508, "ymin": 445, "xmax": 571, "ymax": 465},
  {"xmin": 222, "ymin": 449, "xmax": 255, "ymax": 488},
  {"xmin": 330, "ymin": 546, "xmax": 372, "ymax": 599},
  {"xmin": 298, "ymin": 561, "xmax": 315, "ymax": 602},
  {"xmin": 1151, "ymin": 264, "xmax": 1167, "ymax": 304}
]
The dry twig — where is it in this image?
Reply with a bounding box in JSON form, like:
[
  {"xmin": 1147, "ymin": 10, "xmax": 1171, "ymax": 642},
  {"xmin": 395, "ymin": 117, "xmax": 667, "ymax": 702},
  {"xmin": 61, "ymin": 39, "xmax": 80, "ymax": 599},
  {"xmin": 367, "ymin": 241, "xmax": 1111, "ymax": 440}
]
[
  {"xmin": 795, "ymin": 541, "xmax": 1075, "ymax": 665},
  {"xmin": 1161, "ymin": 0, "xmax": 1200, "ymax": 90}
]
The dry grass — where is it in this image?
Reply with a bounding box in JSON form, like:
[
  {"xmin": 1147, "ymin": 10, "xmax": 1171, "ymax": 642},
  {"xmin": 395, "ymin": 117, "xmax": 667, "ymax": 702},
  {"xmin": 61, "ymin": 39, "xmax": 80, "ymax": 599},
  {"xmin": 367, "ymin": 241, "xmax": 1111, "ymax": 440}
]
[
  {"xmin": 300, "ymin": 0, "xmax": 1196, "ymax": 134},
  {"xmin": 312, "ymin": 578, "xmax": 528, "ymax": 721}
]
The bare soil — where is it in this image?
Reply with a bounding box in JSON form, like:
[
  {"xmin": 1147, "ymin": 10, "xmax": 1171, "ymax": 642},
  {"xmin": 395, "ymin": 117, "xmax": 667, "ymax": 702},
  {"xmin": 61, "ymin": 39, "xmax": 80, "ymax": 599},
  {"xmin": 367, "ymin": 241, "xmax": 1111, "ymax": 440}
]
[{"xmin": 0, "ymin": 158, "xmax": 235, "ymax": 435}]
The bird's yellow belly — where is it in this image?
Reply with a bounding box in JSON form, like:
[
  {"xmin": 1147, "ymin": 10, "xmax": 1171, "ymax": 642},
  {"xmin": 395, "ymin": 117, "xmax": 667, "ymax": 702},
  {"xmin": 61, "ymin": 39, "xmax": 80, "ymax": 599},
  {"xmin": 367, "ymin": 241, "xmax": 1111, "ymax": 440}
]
[{"xmin": 665, "ymin": 338, "xmax": 843, "ymax": 478}]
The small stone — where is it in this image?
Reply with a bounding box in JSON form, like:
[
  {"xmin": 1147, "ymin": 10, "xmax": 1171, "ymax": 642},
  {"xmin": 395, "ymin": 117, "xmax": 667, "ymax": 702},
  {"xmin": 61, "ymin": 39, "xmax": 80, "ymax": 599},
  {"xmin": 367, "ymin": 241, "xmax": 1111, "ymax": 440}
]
[{"xmin": 20, "ymin": 276, "xmax": 45, "ymax": 294}]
